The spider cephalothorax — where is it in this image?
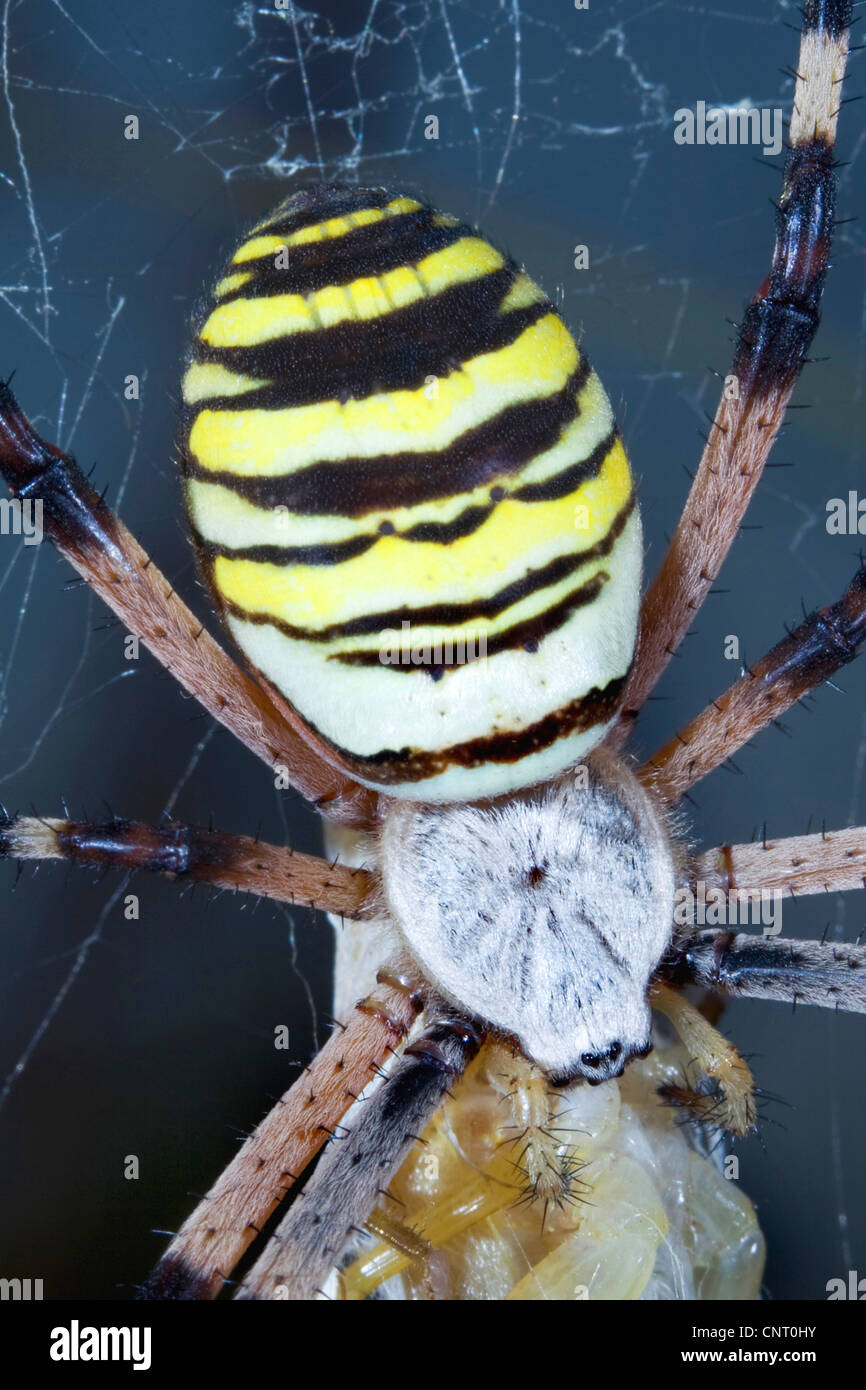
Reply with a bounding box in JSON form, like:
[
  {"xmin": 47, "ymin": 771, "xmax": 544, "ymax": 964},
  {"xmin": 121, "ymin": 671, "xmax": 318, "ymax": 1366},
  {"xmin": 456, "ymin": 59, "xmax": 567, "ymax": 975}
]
[{"xmin": 382, "ymin": 747, "xmax": 676, "ymax": 1084}]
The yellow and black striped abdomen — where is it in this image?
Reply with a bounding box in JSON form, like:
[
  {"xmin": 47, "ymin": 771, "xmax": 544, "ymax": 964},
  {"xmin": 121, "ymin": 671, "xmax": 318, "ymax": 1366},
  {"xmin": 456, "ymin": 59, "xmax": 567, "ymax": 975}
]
[{"xmin": 182, "ymin": 184, "xmax": 641, "ymax": 801}]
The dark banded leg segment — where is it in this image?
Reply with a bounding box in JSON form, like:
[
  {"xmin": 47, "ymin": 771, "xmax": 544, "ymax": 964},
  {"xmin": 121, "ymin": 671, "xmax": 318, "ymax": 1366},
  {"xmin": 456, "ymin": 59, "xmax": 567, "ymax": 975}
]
[
  {"xmin": 611, "ymin": 1, "xmax": 853, "ymax": 742},
  {"xmin": 641, "ymin": 560, "xmax": 866, "ymax": 802},
  {"xmin": 663, "ymin": 931, "xmax": 866, "ymax": 1013},
  {"xmin": 142, "ymin": 973, "xmax": 425, "ymax": 1300},
  {"xmin": 0, "ymin": 381, "xmax": 376, "ymax": 828},
  {"xmin": 233, "ymin": 1017, "xmax": 482, "ymax": 1300},
  {"xmin": 0, "ymin": 813, "xmax": 378, "ymax": 918}
]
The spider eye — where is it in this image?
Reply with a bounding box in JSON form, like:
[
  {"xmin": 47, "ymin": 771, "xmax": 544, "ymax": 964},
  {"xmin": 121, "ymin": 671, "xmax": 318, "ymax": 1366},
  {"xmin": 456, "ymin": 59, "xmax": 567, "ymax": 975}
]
[{"xmin": 579, "ymin": 1040, "xmax": 624, "ymax": 1079}]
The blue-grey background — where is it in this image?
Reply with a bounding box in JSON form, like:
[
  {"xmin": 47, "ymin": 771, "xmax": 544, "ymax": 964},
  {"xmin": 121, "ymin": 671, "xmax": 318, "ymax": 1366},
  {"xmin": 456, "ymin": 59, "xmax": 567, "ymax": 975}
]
[{"xmin": 0, "ymin": 0, "xmax": 864, "ymax": 1300}]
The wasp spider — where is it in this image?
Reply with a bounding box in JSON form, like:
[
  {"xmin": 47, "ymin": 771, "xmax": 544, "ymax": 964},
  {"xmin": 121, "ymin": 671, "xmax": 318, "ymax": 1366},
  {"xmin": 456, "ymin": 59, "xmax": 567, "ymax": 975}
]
[{"xmin": 1, "ymin": 0, "xmax": 864, "ymax": 1300}]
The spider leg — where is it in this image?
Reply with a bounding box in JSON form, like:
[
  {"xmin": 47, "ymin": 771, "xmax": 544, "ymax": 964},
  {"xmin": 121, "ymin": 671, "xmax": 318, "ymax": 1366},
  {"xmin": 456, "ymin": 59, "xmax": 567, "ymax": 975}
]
[
  {"xmin": 695, "ymin": 824, "xmax": 866, "ymax": 902},
  {"xmin": 650, "ymin": 982, "xmax": 756, "ymax": 1138},
  {"xmin": 662, "ymin": 930, "xmax": 866, "ymax": 1014},
  {"xmin": 358, "ymin": 1210, "xmax": 451, "ymax": 1304},
  {"xmin": 233, "ymin": 1016, "xmax": 482, "ymax": 1301},
  {"xmin": 340, "ymin": 1042, "xmax": 592, "ymax": 1300},
  {"xmin": 143, "ymin": 971, "xmax": 425, "ymax": 1299},
  {"xmin": 0, "ymin": 813, "xmax": 378, "ymax": 917},
  {"xmin": 611, "ymin": 1, "xmax": 854, "ymax": 742},
  {"xmin": 0, "ymin": 380, "xmax": 376, "ymax": 828},
  {"xmin": 642, "ymin": 558, "xmax": 866, "ymax": 802}
]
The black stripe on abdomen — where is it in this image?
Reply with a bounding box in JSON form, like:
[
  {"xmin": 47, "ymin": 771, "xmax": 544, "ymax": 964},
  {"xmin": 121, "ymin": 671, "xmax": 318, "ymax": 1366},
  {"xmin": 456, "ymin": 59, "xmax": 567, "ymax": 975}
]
[
  {"xmin": 214, "ymin": 492, "xmax": 634, "ymax": 641},
  {"xmin": 192, "ymin": 269, "xmax": 545, "ymax": 407},
  {"xmin": 333, "ymin": 570, "xmax": 610, "ymax": 667},
  {"xmin": 250, "ymin": 184, "xmax": 395, "ymax": 239},
  {"xmin": 191, "ymin": 422, "xmax": 618, "ymax": 570},
  {"xmin": 328, "ymin": 675, "xmax": 629, "ymax": 782},
  {"xmin": 220, "ymin": 209, "xmax": 470, "ymax": 301}
]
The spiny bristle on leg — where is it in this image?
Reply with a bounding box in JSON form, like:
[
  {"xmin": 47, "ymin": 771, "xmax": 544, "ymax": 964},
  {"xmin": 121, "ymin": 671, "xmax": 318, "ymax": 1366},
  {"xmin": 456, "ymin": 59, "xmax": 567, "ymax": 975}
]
[{"xmin": 657, "ymin": 1066, "xmax": 777, "ymax": 1147}]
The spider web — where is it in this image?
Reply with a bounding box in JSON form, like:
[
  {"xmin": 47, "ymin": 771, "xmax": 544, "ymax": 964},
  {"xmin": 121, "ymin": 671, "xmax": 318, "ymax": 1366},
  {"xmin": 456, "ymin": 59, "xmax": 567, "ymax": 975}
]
[{"xmin": 0, "ymin": 0, "xmax": 864, "ymax": 1300}]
